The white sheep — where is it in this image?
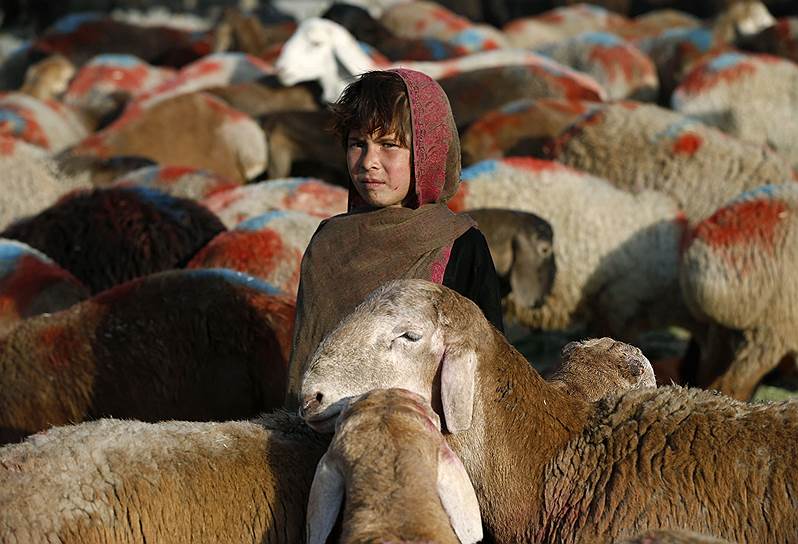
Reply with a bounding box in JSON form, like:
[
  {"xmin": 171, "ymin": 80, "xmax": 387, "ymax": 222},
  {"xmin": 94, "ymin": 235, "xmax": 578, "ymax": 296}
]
[
  {"xmin": 0, "ymin": 412, "xmax": 328, "ymax": 543},
  {"xmin": 274, "ymin": 17, "xmax": 604, "ymax": 103},
  {"xmin": 306, "ymin": 388, "xmax": 482, "ymax": 544},
  {"xmin": 300, "ymin": 279, "xmax": 798, "ymax": 543},
  {"xmin": 544, "ymin": 101, "xmax": 796, "ymax": 223},
  {"xmin": 680, "ymin": 183, "xmax": 798, "ymax": 400},
  {"xmin": 450, "ymin": 158, "xmax": 694, "ymax": 340}
]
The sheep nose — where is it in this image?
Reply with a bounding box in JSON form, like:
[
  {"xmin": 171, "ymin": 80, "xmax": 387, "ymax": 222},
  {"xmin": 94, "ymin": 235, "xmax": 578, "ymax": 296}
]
[{"xmin": 299, "ymin": 391, "xmax": 324, "ymax": 418}]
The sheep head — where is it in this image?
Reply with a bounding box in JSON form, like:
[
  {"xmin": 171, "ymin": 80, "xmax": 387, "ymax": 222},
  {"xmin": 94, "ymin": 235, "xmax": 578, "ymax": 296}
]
[{"xmin": 300, "ymin": 280, "xmax": 491, "ymax": 435}]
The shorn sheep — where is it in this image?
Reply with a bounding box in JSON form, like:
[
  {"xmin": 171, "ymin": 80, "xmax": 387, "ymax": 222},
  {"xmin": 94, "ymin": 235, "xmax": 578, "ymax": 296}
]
[
  {"xmin": 1, "ymin": 186, "xmax": 226, "ymax": 294},
  {"xmin": 680, "ymin": 183, "xmax": 798, "ymax": 400},
  {"xmin": 671, "ymin": 51, "xmax": 798, "ymax": 168},
  {"xmin": 0, "ymin": 412, "xmax": 328, "ymax": 543},
  {"xmin": 543, "ymin": 101, "xmax": 796, "ymax": 222},
  {"xmin": 306, "ymin": 388, "xmax": 482, "ymax": 544},
  {"xmin": 449, "ymin": 158, "xmax": 692, "ymax": 341},
  {"xmin": 0, "ymin": 238, "xmax": 89, "ymax": 334},
  {"xmin": 301, "ymin": 279, "xmax": 798, "ymax": 543},
  {"xmin": 0, "ymin": 268, "xmax": 294, "ymax": 445}
]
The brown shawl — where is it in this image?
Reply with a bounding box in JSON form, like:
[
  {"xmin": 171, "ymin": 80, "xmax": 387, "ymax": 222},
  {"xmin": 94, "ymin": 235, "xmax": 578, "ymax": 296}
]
[{"xmin": 285, "ymin": 69, "xmax": 474, "ymax": 407}]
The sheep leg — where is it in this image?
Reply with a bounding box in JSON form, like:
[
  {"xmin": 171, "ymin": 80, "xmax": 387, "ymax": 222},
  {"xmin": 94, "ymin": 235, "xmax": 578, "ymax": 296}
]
[
  {"xmin": 266, "ymin": 130, "xmax": 294, "ymax": 179},
  {"xmin": 709, "ymin": 327, "xmax": 784, "ymax": 401}
]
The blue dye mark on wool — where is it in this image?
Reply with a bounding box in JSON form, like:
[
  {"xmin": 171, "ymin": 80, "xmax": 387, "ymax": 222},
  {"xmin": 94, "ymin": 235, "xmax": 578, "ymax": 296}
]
[
  {"xmin": 450, "ymin": 29, "xmax": 485, "ymax": 51},
  {"xmin": 653, "ymin": 118, "xmax": 701, "ymax": 142},
  {"xmin": 0, "ymin": 110, "xmax": 28, "ymax": 137},
  {"xmin": 681, "ymin": 28, "xmax": 714, "ymax": 52},
  {"xmin": 732, "ymin": 184, "xmax": 783, "ymax": 204},
  {"xmin": 50, "ymin": 12, "xmax": 104, "ymax": 34},
  {"xmin": 500, "ymin": 99, "xmax": 536, "ymax": 115},
  {"xmin": 579, "ymin": 32, "xmax": 622, "ymax": 46},
  {"xmin": 707, "ymin": 53, "xmax": 747, "ymax": 72},
  {"xmin": 461, "ymin": 160, "xmax": 499, "ymax": 181},
  {"xmin": 236, "ymin": 211, "xmax": 288, "ymax": 232},
  {"xmin": 123, "ymin": 186, "xmax": 189, "ymax": 224},
  {"xmin": 422, "ymin": 38, "xmax": 451, "ymax": 60},
  {"xmin": 0, "ymin": 242, "xmax": 25, "ymax": 277},
  {"xmin": 89, "ymin": 54, "xmax": 144, "ymax": 68},
  {"xmin": 184, "ymin": 268, "xmax": 284, "ymax": 295},
  {"xmin": 265, "ymin": 177, "xmax": 310, "ymax": 194}
]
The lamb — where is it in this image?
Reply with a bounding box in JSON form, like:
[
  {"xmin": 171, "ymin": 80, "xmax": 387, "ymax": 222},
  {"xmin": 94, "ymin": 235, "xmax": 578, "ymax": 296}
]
[
  {"xmin": 300, "ymin": 279, "xmax": 798, "ymax": 543},
  {"xmin": 0, "ymin": 268, "xmax": 294, "ymax": 445},
  {"xmin": 0, "ymin": 238, "xmax": 89, "ymax": 334},
  {"xmin": 680, "ymin": 183, "xmax": 798, "ymax": 400},
  {"xmin": 110, "ymin": 165, "xmax": 239, "ymax": 200},
  {"xmin": 548, "ymin": 337, "xmax": 657, "ymax": 402},
  {"xmin": 67, "ymin": 91, "xmax": 267, "ymax": 184},
  {"xmin": 0, "ymin": 412, "xmax": 329, "ymax": 542},
  {"xmin": 460, "ymin": 98, "xmax": 602, "ymax": 165},
  {"xmin": 201, "ymin": 178, "xmax": 348, "ymax": 228},
  {"xmin": 1, "ymin": 186, "xmax": 226, "ymax": 294},
  {"xmin": 671, "ymin": 51, "xmax": 798, "ymax": 168},
  {"xmin": 188, "ymin": 210, "xmax": 322, "ymax": 297},
  {"xmin": 449, "ymin": 158, "xmax": 694, "ymax": 341},
  {"xmin": 465, "ymin": 208, "xmax": 556, "ymax": 311},
  {"xmin": 535, "ymin": 31, "xmax": 659, "ymax": 101},
  {"xmin": 543, "ymin": 101, "xmax": 796, "ymax": 223},
  {"xmin": 274, "ymin": 17, "xmax": 603, "ymax": 104},
  {"xmin": 306, "ymin": 388, "xmax": 482, "ymax": 544}
]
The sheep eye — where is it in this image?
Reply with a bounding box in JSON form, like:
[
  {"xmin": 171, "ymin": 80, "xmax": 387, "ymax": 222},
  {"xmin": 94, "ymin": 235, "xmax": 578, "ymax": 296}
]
[{"xmin": 400, "ymin": 331, "xmax": 421, "ymax": 342}]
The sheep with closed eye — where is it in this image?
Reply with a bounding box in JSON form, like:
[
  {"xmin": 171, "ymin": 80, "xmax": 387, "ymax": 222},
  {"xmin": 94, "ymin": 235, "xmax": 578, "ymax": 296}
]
[{"xmin": 300, "ymin": 279, "xmax": 798, "ymax": 544}]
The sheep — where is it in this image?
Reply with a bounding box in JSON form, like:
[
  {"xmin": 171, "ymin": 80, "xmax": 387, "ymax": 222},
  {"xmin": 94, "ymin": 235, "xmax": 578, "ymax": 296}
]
[
  {"xmin": 188, "ymin": 210, "xmax": 321, "ymax": 297},
  {"xmin": 448, "ymin": 158, "xmax": 694, "ymax": 341},
  {"xmin": 66, "ymin": 91, "xmax": 267, "ymax": 184},
  {"xmin": 535, "ymin": 31, "xmax": 659, "ymax": 101},
  {"xmin": 0, "ymin": 268, "xmax": 294, "ymax": 445},
  {"xmin": 615, "ymin": 9, "xmax": 701, "ymax": 42},
  {"xmin": 322, "ymin": 2, "xmax": 471, "ymax": 60},
  {"xmin": 201, "ymin": 178, "xmax": 348, "ymax": 228},
  {"xmin": 257, "ymin": 109, "xmax": 349, "ymax": 182},
  {"xmin": 274, "ymin": 17, "xmax": 602, "ymax": 104},
  {"xmin": 52, "ymin": 153, "xmax": 158, "ymax": 188},
  {"xmin": 671, "ymin": 51, "xmax": 798, "ymax": 169},
  {"xmin": 306, "ymin": 388, "xmax": 482, "ymax": 544},
  {"xmin": 111, "ymin": 165, "xmax": 239, "ymax": 200},
  {"xmin": 460, "ymin": 98, "xmax": 603, "ymax": 165},
  {"xmin": 739, "ymin": 16, "xmax": 798, "ymax": 63},
  {"xmin": 0, "ymin": 411, "xmax": 329, "ymax": 543},
  {"xmin": 205, "ymin": 77, "xmax": 321, "ymax": 119},
  {"xmin": 0, "ymin": 92, "xmax": 89, "ymax": 152},
  {"xmin": 300, "ymin": 278, "xmax": 798, "ymax": 543},
  {"xmin": 217, "ymin": 7, "xmax": 297, "ymax": 58},
  {"xmin": 614, "ymin": 529, "xmax": 735, "ymax": 543},
  {"xmin": 0, "ymin": 238, "xmax": 89, "ymax": 335},
  {"xmin": 0, "ymin": 138, "xmax": 91, "ymax": 230},
  {"xmin": 19, "ymin": 53, "xmax": 75, "ymax": 101},
  {"xmin": 464, "ymin": 208, "xmax": 556, "ymax": 311},
  {"xmin": 542, "ymin": 101, "xmax": 796, "ymax": 223},
  {"xmin": 680, "ymin": 183, "xmax": 798, "ymax": 400},
  {"xmin": 0, "ymin": 186, "xmax": 226, "ymax": 294},
  {"xmin": 377, "ymin": 0, "xmax": 510, "ymax": 52},
  {"xmin": 548, "ymin": 337, "xmax": 657, "ymax": 402}
]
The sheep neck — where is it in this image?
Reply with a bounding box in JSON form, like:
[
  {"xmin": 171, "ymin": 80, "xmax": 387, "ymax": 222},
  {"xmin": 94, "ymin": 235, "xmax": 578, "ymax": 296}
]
[{"xmin": 446, "ymin": 328, "xmax": 591, "ymax": 543}]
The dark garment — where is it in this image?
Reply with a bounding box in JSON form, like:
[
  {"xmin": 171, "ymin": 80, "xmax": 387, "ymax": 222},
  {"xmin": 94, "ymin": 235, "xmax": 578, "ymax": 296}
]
[{"xmin": 443, "ymin": 227, "xmax": 505, "ymax": 334}]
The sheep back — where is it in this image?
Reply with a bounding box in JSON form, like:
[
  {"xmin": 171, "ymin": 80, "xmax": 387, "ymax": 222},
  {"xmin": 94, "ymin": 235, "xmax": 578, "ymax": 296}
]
[
  {"xmin": 111, "ymin": 165, "xmax": 239, "ymax": 200},
  {"xmin": 616, "ymin": 10, "xmax": 701, "ymax": 42},
  {"xmin": 545, "ymin": 101, "xmax": 796, "ymax": 222},
  {"xmin": 503, "ymin": 4, "xmax": 630, "ymax": 49},
  {"xmin": 0, "ymin": 92, "xmax": 88, "ymax": 152},
  {"xmin": 0, "ymin": 268, "xmax": 294, "ymax": 444},
  {"xmin": 0, "ymin": 412, "xmax": 328, "ymax": 543},
  {"xmin": 1, "ymin": 186, "xmax": 226, "ymax": 294}
]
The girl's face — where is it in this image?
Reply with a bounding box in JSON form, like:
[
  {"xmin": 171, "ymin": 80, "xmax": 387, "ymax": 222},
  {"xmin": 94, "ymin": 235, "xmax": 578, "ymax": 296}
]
[{"xmin": 347, "ymin": 128, "xmax": 412, "ymax": 209}]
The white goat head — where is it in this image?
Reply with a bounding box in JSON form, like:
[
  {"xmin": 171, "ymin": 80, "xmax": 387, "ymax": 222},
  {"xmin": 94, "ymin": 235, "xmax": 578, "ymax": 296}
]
[
  {"xmin": 275, "ymin": 17, "xmax": 374, "ymax": 103},
  {"xmin": 300, "ymin": 279, "xmax": 489, "ymax": 435}
]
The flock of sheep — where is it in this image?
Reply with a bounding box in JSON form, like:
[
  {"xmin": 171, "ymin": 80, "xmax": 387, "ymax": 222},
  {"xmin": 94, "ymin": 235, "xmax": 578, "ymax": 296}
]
[{"xmin": 0, "ymin": 0, "xmax": 797, "ymax": 542}]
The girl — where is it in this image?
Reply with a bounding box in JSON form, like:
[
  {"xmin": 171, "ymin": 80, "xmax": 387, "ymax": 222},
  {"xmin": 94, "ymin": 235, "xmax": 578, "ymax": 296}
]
[{"xmin": 286, "ymin": 69, "xmax": 503, "ymax": 407}]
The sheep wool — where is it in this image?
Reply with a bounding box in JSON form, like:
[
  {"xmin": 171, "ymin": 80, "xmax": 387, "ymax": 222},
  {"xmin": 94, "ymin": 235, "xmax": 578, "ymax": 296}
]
[
  {"xmin": 503, "ymin": 4, "xmax": 630, "ymax": 49},
  {"xmin": 615, "ymin": 9, "xmax": 701, "ymax": 42},
  {"xmin": 202, "ymin": 178, "xmax": 348, "ymax": 228},
  {"xmin": 680, "ymin": 183, "xmax": 798, "ymax": 399},
  {"xmin": 460, "ymin": 98, "xmax": 604, "ymax": 166},
  {"xmin": 111, "ymin": 165, "xmax": 239, "ymax": 201},
  {"xmin": 0, "ymin": 92, "xmax": 88, "ymax": 152},
  {"xmin": 188, "ymin": 210, "xmax": 321, "ymax": 297},
  {"xmin": 535, "ymin": 31, "xmax": 659, "ymax": 101},
  {"xmin": 0, "ymin": 412, "xmax": 328, "ymax": 543},
  {"xmin": 672, "ymin": 52, "xmax": 798, "ymax": 169},
  {"xmin": 545, "ymin": 101, "xmax": 796, "ymax": 222},
  {"xmin": 449, "ymin": 157, "xmax": 686, "ymax": 337},
  {"xmin": 0, "ymin": 238, "xmax": 89, "ymax": 334},
  {"xmin": 0, "ymin": 268, "xmax": 295, "ymax": 445}
]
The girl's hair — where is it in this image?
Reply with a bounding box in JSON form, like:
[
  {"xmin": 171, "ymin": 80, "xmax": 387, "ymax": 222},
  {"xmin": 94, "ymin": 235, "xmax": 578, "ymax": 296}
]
[{"xmin": 329, "ymin": 71, "xmax": 412, "ymax": 148}]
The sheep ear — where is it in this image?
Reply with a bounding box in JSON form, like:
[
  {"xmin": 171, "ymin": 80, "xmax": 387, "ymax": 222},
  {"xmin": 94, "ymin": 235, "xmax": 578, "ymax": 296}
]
[
  {"xmin": 305, "ymin": 453, "xmax": 344, "ymax": 544},
  {"xmin": 440, "ymin": 343, "xmax": 477, "ymax": 433},
  {"xmin": 436, "ymin": 442, "xmax": 483, "ymax": 544}
]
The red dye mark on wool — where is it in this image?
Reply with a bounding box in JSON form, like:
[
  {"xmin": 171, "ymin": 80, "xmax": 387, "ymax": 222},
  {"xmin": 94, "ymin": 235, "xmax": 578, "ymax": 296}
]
[
  {"xmin": 283, "ymin": 182, "xmax": 347, "ymax": 217},
  {"xmin": 677, "ymin": 58, "xmax": 756, "ymax": 96},
  {"xmin": 505, "ymin": 156, "xmax": 563, "ymax": 173},
  {"xmin": 672, "ymin": 132, "xmax": 702, "ymax": 156},
  {"xmin": 689, "ymin": 199, "xmax": 788, "ymax": 252},
  {"xmin": 189, "ymin": 230, "xmax": 285, "ymax": 280},
  {"xmin": 447, "ymin": 184, "xmax": 469, "ymax": 213}
]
